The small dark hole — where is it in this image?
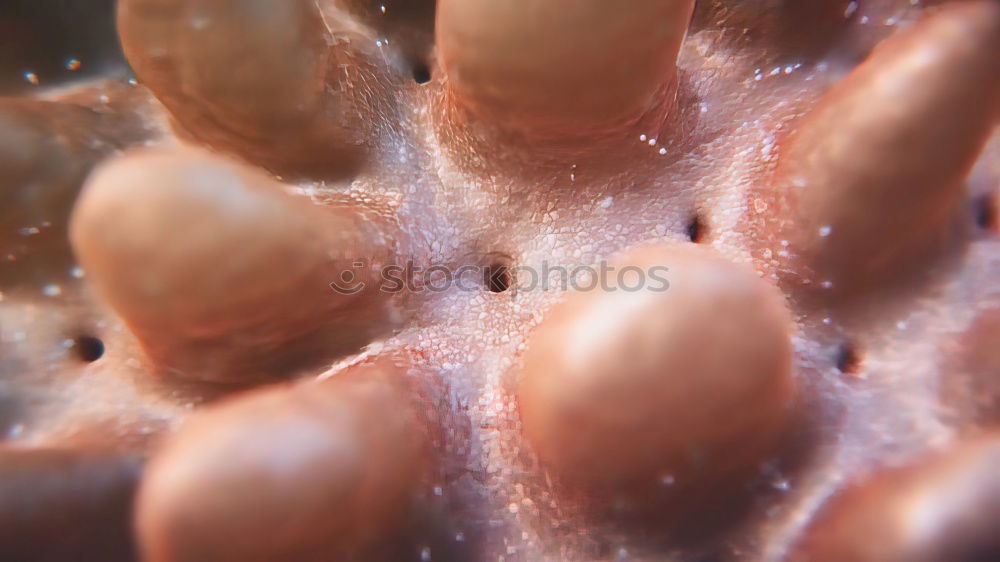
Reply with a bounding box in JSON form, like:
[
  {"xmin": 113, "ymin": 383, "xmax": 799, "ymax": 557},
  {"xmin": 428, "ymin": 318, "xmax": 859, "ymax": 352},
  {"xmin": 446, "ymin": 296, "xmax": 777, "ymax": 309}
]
[
  {"xmin": 835, "ymin": 342, "xmax": 862, "ymax": 375},
  {"xmin": 73, "ymin": 335, "xmax": 104, "ymax": 362},
  {"xmin": 485, "ymin": 263, "xmax": 512, "ymax": 293},
  {"xmin": 974, "ymin": 196, "xmax": 997, "ymax": 231},
  {"xmin": 412, "ymin": 64, "xmax": 431, "ymax": 85},
  {"xmin": 687, "ymin": 215, "xmax": 705, "ymax": 243}
]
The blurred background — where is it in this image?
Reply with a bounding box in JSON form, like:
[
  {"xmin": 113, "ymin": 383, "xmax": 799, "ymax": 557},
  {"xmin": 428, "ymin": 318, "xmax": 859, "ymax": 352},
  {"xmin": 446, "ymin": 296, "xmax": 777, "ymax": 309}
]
[{"xmin": 0, "ymin": 0, "xmax": 126, "ymax": 95}]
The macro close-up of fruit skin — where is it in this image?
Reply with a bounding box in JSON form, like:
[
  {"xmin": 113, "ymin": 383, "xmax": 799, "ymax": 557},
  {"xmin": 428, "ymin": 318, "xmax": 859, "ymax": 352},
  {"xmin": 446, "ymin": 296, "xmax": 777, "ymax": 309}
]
[{"xmin": 0, "ymin": 0, "xmax": 999, "ymax": 561}]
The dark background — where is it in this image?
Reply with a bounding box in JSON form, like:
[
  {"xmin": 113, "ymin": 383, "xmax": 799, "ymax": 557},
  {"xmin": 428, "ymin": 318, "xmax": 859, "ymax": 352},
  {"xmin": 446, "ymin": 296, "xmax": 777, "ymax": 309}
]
[{"xmin": 0, "ymin": 0, "xmax": 126, "ymax": 95}]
